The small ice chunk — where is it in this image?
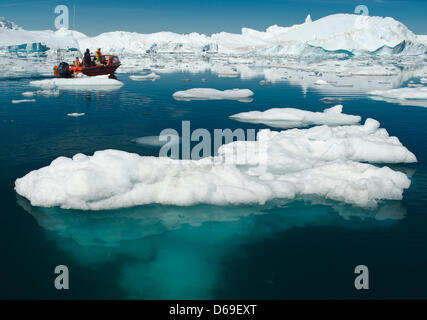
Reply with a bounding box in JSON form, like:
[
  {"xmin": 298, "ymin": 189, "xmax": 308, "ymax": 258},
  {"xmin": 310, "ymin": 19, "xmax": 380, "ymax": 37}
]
[
  {"xmin": 132, "ymin": 135, "xmax": 180, "ymax": 147},
  {"xmin": 314, "ymin": 79, "xmax": 328, "ymax": 85},
  {"xmin": 172, "ymin": 88, "xmax": 254, "ymax": 102},
  {"xmin": 67, "ymin": 113, "xmax": 85, "ymax": 117},
  {"xmin": 12, "ymin": 99, "xmax": 36, "ymax": 104},
  {"xmin": 129, "ymin": 73, "xmax": 160, "ymax": 81},
  {"xmin": 230, "ymin": 105, "xmax": 361, "ymax": 128},
  {"xmin": 22, "ymin": 91, "xmax": 35, "ymax": 97}
]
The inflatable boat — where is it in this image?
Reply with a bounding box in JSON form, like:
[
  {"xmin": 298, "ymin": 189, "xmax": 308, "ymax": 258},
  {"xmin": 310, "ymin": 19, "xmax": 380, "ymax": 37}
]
[{"xmin": 54, "ymin": 54, "xmax": 121, "ymax": 78}]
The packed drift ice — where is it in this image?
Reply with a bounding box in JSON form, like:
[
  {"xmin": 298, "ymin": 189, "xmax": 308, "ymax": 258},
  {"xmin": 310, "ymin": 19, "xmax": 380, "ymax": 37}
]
[
  {"xmin": 230, "ymin": 105, "xmax": 361, "ymax": 128},
  {"xmin": 15, "ymin": 113, "xmax": 416, "ymax": 210},
  {"xmin": 1, "ymin": 14, "xmax": 426, "ymax": 56}
]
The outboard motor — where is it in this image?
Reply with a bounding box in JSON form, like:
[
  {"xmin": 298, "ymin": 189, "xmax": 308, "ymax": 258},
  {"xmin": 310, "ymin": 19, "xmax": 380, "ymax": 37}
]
[{"xmin": 58, "ymin": 62, "xmax": 71, "ymax": 78}]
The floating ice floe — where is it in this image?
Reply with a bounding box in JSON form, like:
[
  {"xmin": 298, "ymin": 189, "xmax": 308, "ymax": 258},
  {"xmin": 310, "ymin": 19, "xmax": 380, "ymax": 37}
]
[
  {"xmin": 230, "ymin": 105, "xmax": 361, "ymax": 128},
  {"xmin": 67, "ymin": 113, "xmax": 85, "ymax": 117},
  {"xmin": 314, "ymin": 79, "xmax": 328, "ymax": 85},
  {"xmin": 369, "ymin": 87, "xmax": 427, "ymax": 100},
  {"xmin": 11, "ymin": 99, "xmax": 35, "ymax": 104},
  {"xmin": 219, "ymin": 118, "xmax": 416, "ymax": 168},
  {"xmin": 15, "ymin": 117, "xmax": 416, "ymax": 210},
  {"xmin": 29, "ymin": 75, "xmax": 124, "ymax": 90},
  {"xmin": 320, "ymin": 97, "xmax": 343, "ymax": 103},
  {"xmin": 132, "ymin": 135, "xmax": 180, "ymax": 147},
  {"xmin": 172, "ymin": 88, "xmax": 254, "ymax": 102},
  {"xmin": 22, "ymin": 89, "xmax": 60, "ymax": 97},
  {"xmin": 129, "ymin": 72, "xmax": 160, "ymax": 81}
]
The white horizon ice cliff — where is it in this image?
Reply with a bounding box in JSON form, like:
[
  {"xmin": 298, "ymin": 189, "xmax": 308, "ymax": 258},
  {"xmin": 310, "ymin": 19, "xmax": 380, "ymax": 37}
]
[
  {"xmin": 15, "ymin": 115, "xmax": 416, "ymax": 210},
  {"xmin": 173, "ymin": 88, "xmax": 254, "ymax": 101},
  {"xmin": 1, "ymin": 14, "xmax": 426, "ymax": 56},
  {"xmin": 230, "ymin": 105, "xmax": 361, "ymax": 128}
]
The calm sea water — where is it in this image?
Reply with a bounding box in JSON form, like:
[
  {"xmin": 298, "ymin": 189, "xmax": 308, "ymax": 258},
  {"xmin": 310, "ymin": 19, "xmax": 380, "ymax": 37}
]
[{"xmin": 0, "ymin": 71, "xmax": 426, "ymax": 299}]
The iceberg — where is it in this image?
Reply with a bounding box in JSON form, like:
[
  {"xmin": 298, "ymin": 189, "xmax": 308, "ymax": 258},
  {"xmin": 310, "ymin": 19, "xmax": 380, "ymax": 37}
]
[
  {"xmin": 15, "ymin": 117, "xmax": 416, "ymax": 210},
  {"xmin": 371, "ymin": 40, "xmax": 427, "ymax": 56},
  {"xmin": 0, "ymin": 17, "xmax": 20, "ymax": 30},
  {"xmin": 229, "ymin": 105, "xmax": 361, "ymax": 128},
  {"xmin": 172, "ymin": 88, "xmax": 254, "ymax": 102},
  {"xmin": 11, "ymin": 99, "xmax": 36, "ymax": 104},
  {"xmin": 1, "ymin": 14, "xmax": 426, "ymax": 56},
  {"xmin": 129, "ymin": 72, "xmax": 160, "ymax": 81},
  {"xmin": 67, "ymin": 113, "xmax": 85, "ymax": 117},
  {"xmin": 132, "ymin": 135, "xmax": 180, "ymax": 147},
  {"xmin": 369, "ymin": 87, "xmax": 427, "ymax": 100},
  {"xmin": 29, "ymin": 75, "xmax": 124, "ymax": 90},
  {"xmin": 22, "ymin": 89, "xmax": 60, "ymax": 97},
  {"xmin": 14, "ymin": 149, "xmax": 411, "ymax": 210},
  {"xmin": 1, "ymin": 42, "xmax": 49, "ymax": 53},
  {"xmin": 314, "ymin": 79, "xmax": 328, "ymax": 85}
]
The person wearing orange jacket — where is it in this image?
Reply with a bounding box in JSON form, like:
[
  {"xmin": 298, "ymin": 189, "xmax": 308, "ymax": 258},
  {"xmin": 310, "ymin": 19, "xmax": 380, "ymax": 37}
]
[{"xmin": 95, "ymin": 48, "xmax": 102, "ymax": 65}]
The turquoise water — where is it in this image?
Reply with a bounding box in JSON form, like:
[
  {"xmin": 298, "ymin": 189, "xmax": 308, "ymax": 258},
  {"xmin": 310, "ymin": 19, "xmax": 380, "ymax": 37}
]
[{"xmin": 1, "ymin": 72, "xmax": 427, "ymax": 299}]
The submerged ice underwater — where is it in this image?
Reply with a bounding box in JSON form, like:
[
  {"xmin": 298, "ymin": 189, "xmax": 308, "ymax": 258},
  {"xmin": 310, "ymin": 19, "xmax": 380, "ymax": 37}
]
[{"xmin": 1, "ymin": 12, "xmax": 427, "ymax": 299}]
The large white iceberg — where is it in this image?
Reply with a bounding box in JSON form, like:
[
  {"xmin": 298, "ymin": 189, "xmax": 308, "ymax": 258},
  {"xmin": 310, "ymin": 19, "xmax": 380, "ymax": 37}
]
[
  {"xmin": 14, "ymin": 150, "xmax": 411, "ymax": 210},
  {"xmin": 230, "ymin": 105, "xmax": 361, "ymax": 128},
  {"xmin": 1, "ymin": 14, "xmax": 426, "ymax": 56},
  {"xmin": 173, "ymin": 88, "xmax": 254, "ymax": 101},
  {"xmin": 15, "ymin": 117, "xmax": 416, "ymax": 210},
  {"xmin": 129, "ymin": 72, "xmax": 160, "ymax": 81},
  {"xmin": 219, "ymin": 118, "xmax": 416, "ymax": 167}
]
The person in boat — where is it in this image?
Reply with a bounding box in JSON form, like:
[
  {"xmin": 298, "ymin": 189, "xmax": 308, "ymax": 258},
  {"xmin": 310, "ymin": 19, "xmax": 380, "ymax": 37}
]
[
  {"xmin": 95, "ymin": 48, "xmax": 102, "ymax": 65},
  {"xmin": 83, "ymin": 49, "xmax": 92, "ymax": 67},
  {"xmin": 74, "ymin": 57, "xmax": 81, "ymax": 67}
]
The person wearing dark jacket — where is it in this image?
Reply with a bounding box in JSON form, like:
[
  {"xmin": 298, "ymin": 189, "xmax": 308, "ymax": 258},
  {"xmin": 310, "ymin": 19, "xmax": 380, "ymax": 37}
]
[{"xmin": 83, "ymin": 49, "xmax": 91, "ymax": 67}]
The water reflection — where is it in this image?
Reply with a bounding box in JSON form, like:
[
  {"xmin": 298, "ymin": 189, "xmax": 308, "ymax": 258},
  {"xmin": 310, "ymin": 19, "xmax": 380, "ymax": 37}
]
[{"xmin": 17, "ymin": 196, "xmax": 407, "ymax": 299}]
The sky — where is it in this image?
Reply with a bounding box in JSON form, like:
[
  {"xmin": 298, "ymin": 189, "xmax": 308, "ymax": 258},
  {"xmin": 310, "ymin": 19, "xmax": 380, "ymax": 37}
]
[{"xmin": 1, "ymin": 0, "xmax": 426, "ymax": 36}]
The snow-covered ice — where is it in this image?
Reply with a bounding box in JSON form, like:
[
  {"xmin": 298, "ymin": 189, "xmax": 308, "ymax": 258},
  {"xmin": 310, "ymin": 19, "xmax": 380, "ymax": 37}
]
[
  {"xmin": 67, "ymin": 113, "xmax": 85, "ymax": 117},
  {"xmin": 2, "ymin": 14, "xmax": 425, "ymax": 56},
  {"xmin": 21, "ymin": 91, "xmax": 35, "ymax": 97},
  {"xmin": 230, "ymin": 105, "xmax": 361, "ymax": 128},
  {"xmin": 15, "ymin": 116, "xmax": 416, "ymax": 210},
  {"xmin": 173, "ymin": 88, "xmax": 254, "ymax": 102},
  {"xmin": 11, "ymin": 99, "xmax": 35, "ymax": 104},
  {"xmin": 129, "ymin": 72, "xmax": 160, "ymax": 81},
  {"xmin": 314, "ymin": 79, "xmax": 328, "ymax": 85},
  {"xmin": 219, "ymin": 118, "xmax": 416, "ymax": 170},
  {"xmin": 22, "ymin": 89, "xmax": 60, "ymax": 97},
  {"xmin": 132, "ymin": 135, "xmax": 180, "ymax": 147},
  {"xmin": 29, "ymin": 75, "xmax": 124, "ymax": 90},
  {"xmin": 369, "ymin": 87, "xmax": 427, "ymax": 100}
]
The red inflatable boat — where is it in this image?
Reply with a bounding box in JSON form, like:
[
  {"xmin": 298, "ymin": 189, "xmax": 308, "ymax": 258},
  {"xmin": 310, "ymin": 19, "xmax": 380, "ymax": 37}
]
[{"xmin": 54, "ymin": 54, "xmax": 121, "ymax": 78}]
